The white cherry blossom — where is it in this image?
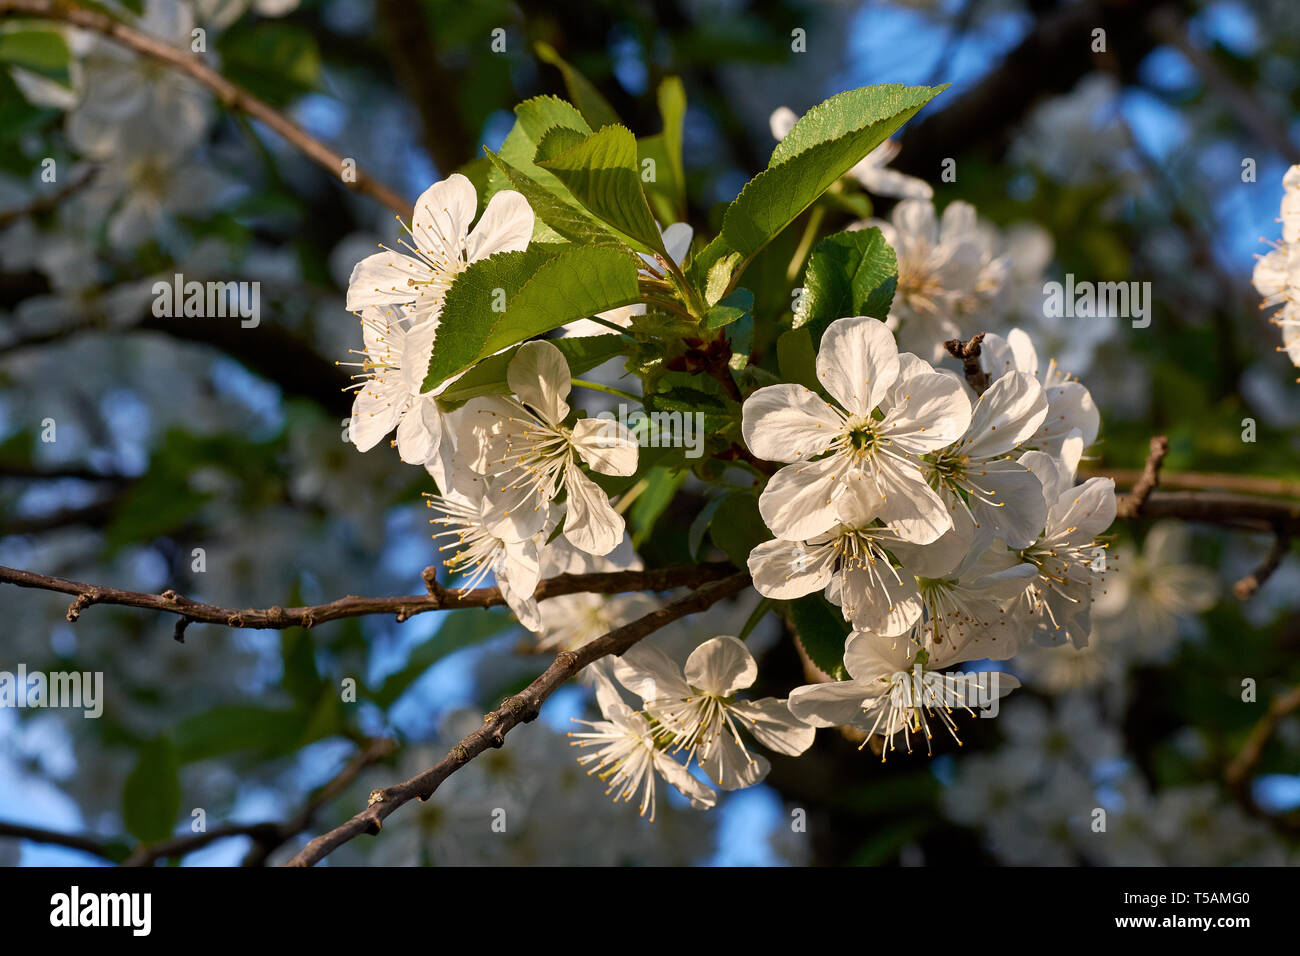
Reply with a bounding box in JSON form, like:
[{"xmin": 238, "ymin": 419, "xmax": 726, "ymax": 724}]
[
  {"xmin": 1015, "ymin": 440, "xmax": 1117, "ymax": 648},
  {"xmin": 464, "ymin": 340, "xmax": 639, "ymax": 556},
  {"xmin": 568, "ymin": 667, "xmax": 717, "ymax": 819},
  {"xmin": 347, "ymin": 173, "xmax": 534, "ymax": 322},
  {"xmin": 610, "ymin": 637, "xmax": 815, "ymax": 790},
  {"xmin": 921, "ymin": 367, "xmax": 1049, "ymax": 549},
  {"xmin": 788, "ymin": 631, "xmax": 1019, "ymax": 759},
  {"xmin": 342, "ymin": 304, "xmax": 450, "ymax": 465},
  {"xmin": 742, "ymin": 316, "xmax": 971, "ymax": 543},
  {"xmin": 980, "ymin": 328, "xmax": 1101, "ymax": 454}
]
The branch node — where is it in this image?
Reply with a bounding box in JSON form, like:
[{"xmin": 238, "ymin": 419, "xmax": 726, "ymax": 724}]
[
  {"xmin": 66, "ymin": 589, "xmax": 99, "ymax": 622},
  {"xmin": 943, "ymin": 332, "xmax": 991, "ymax": 395},
  {"xmin": 173, "ymin": 617, "xmax": 191, "ymax": 643},
  {"xmin": 1119, "ymin": 435, "xmax": 1170, "ymax": 518}
]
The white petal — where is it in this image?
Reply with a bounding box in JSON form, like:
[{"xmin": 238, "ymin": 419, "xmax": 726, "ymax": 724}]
[
  {"xmin": 962, "ymin": 371, "xmax": 1048, "ymax": 459},
  {"xmin": 1049, "ymin": 476, "xmax": 1116, "ymax": 542},
  {"xmin": 870, "ymin": 458, "xmax": 953, "ymax": 544},
  {"xmin": 411, "ymin": 174, "xmax": 476, "ymax": 263},
  {"xmin": 787, "ymin": 680, "xmax": 869, "ymax": 728},
  {"xmin": 346, "ymin": 251, "xmax": 427, "ymax": 310},
  {"xmin": 881, "ymin": 367, "xmax": 972, "ymax": 455},
  {"xmin": 660, "ymin": 222, "xmax": 693, "ymax": 265},
  {"xmin": 466, "ymin": 189, "xmax": 535, "ymax": 261},
  {"xmin": 741, "ymin": 384, "xmax": 840, "ymax": 463},
  {"xmin": 815, "ymin": 316, "xmax": 900, "ymax": 417},
  {"xmin": 748, "ymin": 537, "xmax": 835, "ymax": 600},
  {"xmin": 684, "ymin": 636, "xmax": 757, "ymax": 696},
  {"xmin": 349, "ymin": 377, "xmax": 405, "ymax": 451},
  {"xmin": 571, "ymin": 418, "xmax": 639, "ymax": 476},
  {"xmin": 614, "ymin": 643, "xmax": 692, "ymax": 703},
  {"xmin": 562, "ymin": 460, "xmax": 624, "ymax": 555},
  {"xmin": 729, "ymin": 698, "xmax": 817, "ymax": 755},
  {"xmin": 838, "ymin": 565, "xmax": 922, "ymax": 637},
  {"xmin": 699, "ymin": 736, "xmax": 770, "ymax": 790},
  {"xmin": 395, "ymin": 397, "xmax": 442, "ymax": 464},
  {"xmin": 758, "ymin": 455, "xmax": 848, "ymax": 541},
  {"xmin": 508, "ymin": 340, "xmax": 570, "ymax": 424},
  {"xmin": 968, "ymin": 458, "xmax": 1047, "ymax": 549}
]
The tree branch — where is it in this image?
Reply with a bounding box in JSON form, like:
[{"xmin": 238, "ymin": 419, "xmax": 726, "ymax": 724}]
[
  {"xmin": 1232, "ymin": 526, "xmax": 1293, "ymax": 601},
  {"xmin": 1224, "ymin": 683, "xmax": 1300, "ymax": 835},
  {"xmin": 284, "ymin": 571, "xmax": 752, "ymax": 867},
  {"xmin": 1115, "ymin": 434, "xmax": 1169, "ymax": 518},
  {"xmin": 0, "ymin": 0, "xmax": 409, "ymax": 216},
  {"xmin": 0, "ymin": 821, "xmax": 121, "ymax": 863},
  {"xmin": 0, "ymin": 562, "xmax": 736, "ymax": 633}
]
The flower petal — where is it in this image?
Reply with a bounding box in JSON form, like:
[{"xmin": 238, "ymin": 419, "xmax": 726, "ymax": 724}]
[
  {"xmin": 748, "ymin": 537, "xmax": 835, "ymax": 600},
  {"xmin": 684, "ymin": 636, "xmax": 757, "ymax": 696},
  {"xmin": 741, "ymin": 384, "xmax": 840, "ymax": 463},
  {"xmin": 815, "ymin": 315, "xmax": 900, "ymax": 417},
  {"xmin": 508, "ymin": 340, "xmax": 570, "ymax": 425},
  {"xmin": 962, "ymin": 371, "xmax": 1048, "ymax": 459},
  {"xmin": 729, "ymin": 697, "xmax": 816, "ymax": 755},
  {"xmin": 562, "ymin": 459, "xmax": 624, "ymax": 555},
  {"xmin": 571, "ymin": 417, "xmax": 639, "ymax": 476},
  {"xmin": 411, "ymin": 173, "xmax": 476, "ymax": 264},
  {"xmin": 466, "ymin": 189, "xmax": 534, "ymax": 261},
  {"xmin": 758, "ymin": 455, "xmax": 848, "ymax": 541}
]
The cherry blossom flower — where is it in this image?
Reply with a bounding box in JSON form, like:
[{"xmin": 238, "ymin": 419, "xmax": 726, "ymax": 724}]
[
  {"xmin": 424, "ymin": 434, "xmax": 546, "ymax": 631},
  {"xmin": 980, "ymin": 328, "xmax": 1101, "ymax": 455},
  {"xmin": 1014, "ymin": 440, "xmax": 1117, "ymax": 649},
  {"xmin": 865, "ymin": 200, "xmax": 1005, "ymax": 361},
  {"xmin": 921, "ymin": 367, "xmax": 1049, "ymax": 549},
  {"xmin": 741, "ymin": 316, "xmax": 971, "ymax": 543},
  {"xmin": 464, "ymin": 340, "xmax": 639, "ymax": 555},
  {"xmin": 788, "ymin": 631, "xmax": 1019, "ymax": 760},
  {"xmin": 610, "ymin": 637, "xmax": 814, "ymax": 790},
  {"xmin": 343, "ymin": 304, "xmax": 450, "ymax": 465},
  {"xmin": 347, "ymin": 173, "xmax": 534, "ymax": 322},
  {"xmin": 569, "ymin": 668, "xmax": 717, "ymax": 819}
]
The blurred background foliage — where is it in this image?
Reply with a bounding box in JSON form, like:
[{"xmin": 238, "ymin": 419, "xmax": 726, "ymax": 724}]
[{"xmin": 1, "ymin": 0, "xmax": 1298, "ymax": 867}]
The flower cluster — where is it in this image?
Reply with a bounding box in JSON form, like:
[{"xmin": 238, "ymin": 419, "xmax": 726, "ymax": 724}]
[
  {"xmin": 742, "ymin": 316, "xmax": 1114, "ymax": 755},
  {"xmin": 569, "ymin": 638, "xmax": 814, "ymax": 819},
  {"xmin": 1251, "ymin": 164, "xmax": 1300, "ymax": 377}
]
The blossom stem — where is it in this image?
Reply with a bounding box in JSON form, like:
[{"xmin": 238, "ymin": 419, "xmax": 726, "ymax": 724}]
[{"xmin": 570, "ymin": 379, "xmax": 641, "ymax": 402}]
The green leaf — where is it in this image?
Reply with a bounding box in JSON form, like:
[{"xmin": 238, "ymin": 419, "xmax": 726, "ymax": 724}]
[
  {"xmin": 423, "ymin": 244, "xmax": 640, "ymax": 389},
  {"xmin": 703, "ymin": 288, "xmax": 754, "ymax": 330},
  {"xmin": 0, "ymin": 27, "xmax": 72, "ymax": 86},
  {"xmin": 535, "ymin": 125, "xmax": 589, "ymax": 163},
  {"xmin": 715, "ymin": 84, "xmax": 944, "ymax": 269},
  {"xmin": 484, "ymin": 148, "xmax": 619, "ymax": 245},
  {"xmin": 173, "ymin": 705, "xmax": 306, "ymax": 763},
  {"xmin": 439, "ymin": 333, "xmax": 628, "ymax": 408},
  {"xmin": 687, "ymin": 494, "xmax": 728, "ymax": 559},
  {"xmin": 122, "ymin": 737, "xmax": 181, "ymax": 844},
  {"xmin": 488, "ymin": 95, "xmax": 592, "ymax": 198},
  {"xmin": 657, "ymin": 76, "xmax": 687, "ymax": 207},
  {"xmin": 708, "ymin": 493, "xmax": 766, "ymax": 569},
  {"xmin": 776, "ymin": 326, "xmax": 819, "ymax": 390},
  {"xmin": 371, "ymin": 610, "xmax": 515, "ymax": 708},
  {"xmin": 534, "ymin": 41, "xmax": 621, "ymax": 130},
  {"xmin": 630, "ymin": 466, "xmax": 688, "ymax": 546},
  {"xmin": 789, "ymin": 595, "xmax": 850, "ymax": 680},
  {"xmin": 798, "ymin": 227, "xmax": 897, "ymax": 342},
  {"xmin": 537, "ymin": 124, "xmax": 666, "ymax": 254}
]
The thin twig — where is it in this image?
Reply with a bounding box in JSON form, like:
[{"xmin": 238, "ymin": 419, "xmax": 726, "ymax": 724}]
[
  {"xmin": 0, "ymin": 0, "xmax": 408, "ymax": 216},
  {"xmin": 284, "ymin": 572, "xmax": 751, "ymax": 867},
  {"xmin": 1115, "ymin": 435, "xmax": 1170, "ymax": 518},
  {"xmin": 0, "ymin": 562, "xmax": 735, "ymax": 632},
  {"xmin": 1233, "ymin": 526, "xmax": 1293, "ymax": 600},
  {"xmin": 1225, "ymin": 684, "xmax": 1300, "ymax": 814}
]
